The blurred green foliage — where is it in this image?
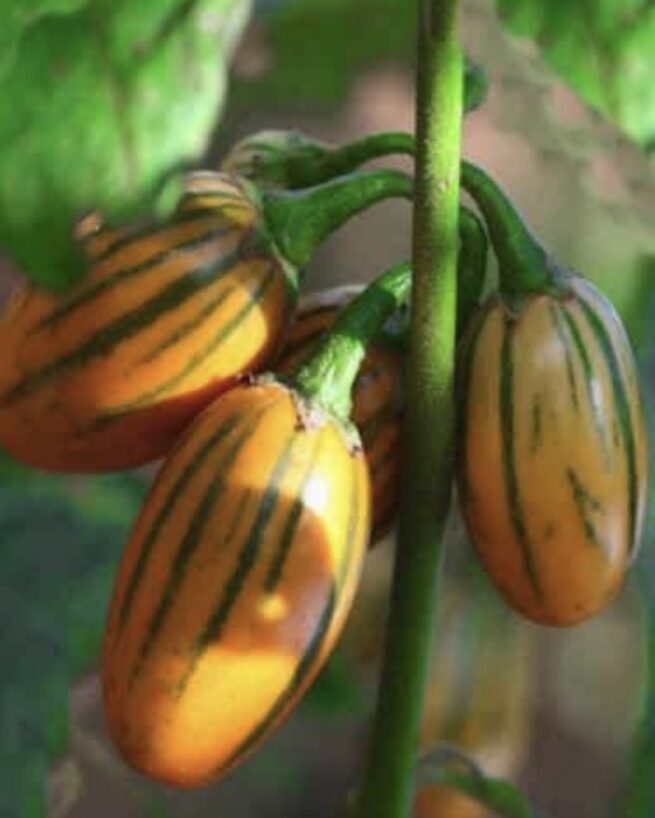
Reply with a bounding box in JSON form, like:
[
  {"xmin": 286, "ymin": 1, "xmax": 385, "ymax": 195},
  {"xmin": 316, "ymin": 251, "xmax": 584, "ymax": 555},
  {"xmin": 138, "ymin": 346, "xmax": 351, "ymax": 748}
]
[
  {"xmin": 234, "ymin": 0, "xmax": 413, "ymax": 111},
  {"xmin": 0, "ymin": 0, "xmax": 252, "ymax": 291},
  {"xmin": 0, "ymin": 454, "xmax": 146, "ymax": 817},
  {"xmin": 0, "ymin": 0, "xmax": 88, "ymax": 74},
  {"xmin": 495, "ymin": 0, "xmax": 655, "ymax": 147},
  {"xmin": 244, "ymin": 0, "xmax": 655, "ymax": 148}
]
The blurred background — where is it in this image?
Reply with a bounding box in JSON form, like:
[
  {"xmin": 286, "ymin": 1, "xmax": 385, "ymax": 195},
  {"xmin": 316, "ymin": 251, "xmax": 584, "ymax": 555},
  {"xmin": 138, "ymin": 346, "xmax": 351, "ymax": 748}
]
[{"xmin": 1, "ymin": 0, "xmax": 654, "ymax": 816}]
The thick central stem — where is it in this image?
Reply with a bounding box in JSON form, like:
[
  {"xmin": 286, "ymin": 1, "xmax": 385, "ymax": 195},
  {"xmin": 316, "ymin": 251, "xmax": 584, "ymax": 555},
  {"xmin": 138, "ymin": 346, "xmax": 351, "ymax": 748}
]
[{"xmin": 355, "ymin": 1, "xmax": 462, "ymax": 817}]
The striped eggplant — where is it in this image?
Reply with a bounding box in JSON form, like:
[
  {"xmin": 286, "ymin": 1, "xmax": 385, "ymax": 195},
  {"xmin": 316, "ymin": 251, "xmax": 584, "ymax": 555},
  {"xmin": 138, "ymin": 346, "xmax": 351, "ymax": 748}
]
[
  {"xmin": 101, "ymin": 261, "xmax": 412, "ymax": 787},
  {"xmin": 278, "ymin": 286, "xmax": 404, "ymax": 540},
  {"xmin": 102, "ymin": 378, "xmax": 370, "ymax": 786},
  {"xmin": 458, "ymin": 162, "xmax": 648, "ymax": 626},
  {"xmin": 0, "ymin": 169, "xmax": 411, "ymax": 472}
]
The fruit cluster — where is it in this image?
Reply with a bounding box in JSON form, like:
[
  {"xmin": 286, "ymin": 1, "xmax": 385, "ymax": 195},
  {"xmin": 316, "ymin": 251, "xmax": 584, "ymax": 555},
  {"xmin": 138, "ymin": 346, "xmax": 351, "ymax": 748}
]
[{"xmin": 0, "ymin": 128, "xmax": 647, "ymax": 791}]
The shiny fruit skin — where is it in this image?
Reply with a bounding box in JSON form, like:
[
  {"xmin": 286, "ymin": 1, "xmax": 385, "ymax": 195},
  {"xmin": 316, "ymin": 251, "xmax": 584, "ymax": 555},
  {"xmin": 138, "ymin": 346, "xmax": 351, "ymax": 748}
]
[
  {"xmin": 457, "ymin": 277, "xmax": 648, "ymax": 625},
  {"xmin": 102, "ymin": 379, "xmax": 370, "ymax": 787},
  {"xmin": 0, "ymin": 175, "xmax": 294, "ymax": 472}
]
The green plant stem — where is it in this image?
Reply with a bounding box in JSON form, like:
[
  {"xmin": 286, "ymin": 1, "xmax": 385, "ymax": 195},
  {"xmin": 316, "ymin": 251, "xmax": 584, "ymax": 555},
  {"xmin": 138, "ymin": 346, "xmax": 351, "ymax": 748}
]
[
  {"xmin": 456, "ymin": 206, "xmax": 488, "ymax": 332},
  {"xmin": 355, "ymin": 1, "xmax": 462, "ymax": 817},
  {"xmin": 459, "ymin": 161, "xmax": 564, "ymax": 301},
  {"xmin": 308, "ymin": 133, "xmax": 414, "ymax": 184},
  {"xmin": 262, "ymin": 169, "xmax": 413, "ymax": 268},
  {"xmin": 293, "ymin": 261, "xmax": 412, "ymax": 421}
]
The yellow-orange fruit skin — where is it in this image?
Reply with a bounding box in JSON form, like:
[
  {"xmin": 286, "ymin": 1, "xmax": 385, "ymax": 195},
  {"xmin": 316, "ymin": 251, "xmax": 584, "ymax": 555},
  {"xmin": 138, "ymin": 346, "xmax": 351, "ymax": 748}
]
[
  {"xmin": 278, "ymin": 299, "xmax": 403, "ymax": 539},
  {"xmin": 0, "ymin": 175, "xmax": 294, "ymax": 472},
  {"xmin": 102, "ymin": 379, "xmax": 370, "ymax": 788},
  {"xmin": 457, "ymin": 277, "xmax": 648, "ymax": 626}
]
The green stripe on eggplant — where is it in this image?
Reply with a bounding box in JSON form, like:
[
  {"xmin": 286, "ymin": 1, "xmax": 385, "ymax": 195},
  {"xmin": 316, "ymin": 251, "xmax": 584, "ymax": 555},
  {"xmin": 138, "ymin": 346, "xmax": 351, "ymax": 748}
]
[
  {"xmin": 3, "ymin": 242, "xmax": 248, "ymax": 406},
  {"xmin": 559, "ymin": 305, "xmax": 609, "ymax": 460},
  {"xmin": 220, "ymin": 585, "xmax": 337, "ymax": 774},
  {"xmin": 91, "ymin": 261, "xmax": 279, "ymax": 425},
  {"xmin": 178, "ymin": 189, "xmax": 251, "ymax": 211},
  {"xmin": 128, "ymin": 418, "xmax": 262, "ymax": 685},
  {"xmin": 36, "ymin": 223, "xmax": 237, "ymax": 332},
  {"xmin": 500, "ymin": 318, "xmax": 542, "ymax": 599},
  {"xmin": 182, "ymin": 186, "xmax": 247, "ymax": 203},
  {"xmin": 575, "ymin": 296, "xmax": 641, "ymax": 557},
  {"xmin": 612, "ymin": 419, "xmax": 621, "ymax": 449},
  {"xmin": 549, "ymin": 304, "xmax": 579, "ymax": 410},
  {"xmin": 175, "ymin": 430, "xmax": 299, "ymax": 697},
  {"xmin": 565, "ymin": 466, "xmax": 607, "ymax": 554},
  {"xmin": 220, "ymin": 459, "xmax": 362, "ymax": 772},
  {"xmin": 530, "ymin": 397, "xmax": 543, "ymax": 454},
  {"xmin": 264, "ymin": 436, "xmax": 322, "ymax": 592},
  {"xmin": 135, "ymin": 283, "xmax": 236, "ymax": 366},
  {"xmin": 90, "ymin": 207, "xmax": 234, "ymax": 264},
  {"xmin": 115, "ymin": 411, "xmax": 244, "ymax": 636}
]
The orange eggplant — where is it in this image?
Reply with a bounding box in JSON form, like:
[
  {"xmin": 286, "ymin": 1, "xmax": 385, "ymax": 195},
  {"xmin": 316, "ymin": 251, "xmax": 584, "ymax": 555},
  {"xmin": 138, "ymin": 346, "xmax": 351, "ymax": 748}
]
[
  {"xmin": 102, "ymin": 379, "xmax": 370, "ymax": 787},
  {"xmin": 0, "ymin": 169, "xmax": 411, "ymax": 471},
  {"xmin": 0, "ymin": 177, "xmax": 292, "ymax": 471},
  {"xmin": 101, "ymin": 261, "xmax": 412, "ymax": 788},
  {"xmin": 458, "ymin": 162, "xmax": 648, "ymax": 626}
]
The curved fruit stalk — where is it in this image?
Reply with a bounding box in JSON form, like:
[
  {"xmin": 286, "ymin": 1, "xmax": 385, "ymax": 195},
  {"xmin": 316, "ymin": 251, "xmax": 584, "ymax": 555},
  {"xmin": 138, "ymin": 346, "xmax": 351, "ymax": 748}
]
[
  {"xmin": 456, "ymin": 207, "xmax": 487, "ymax": 333},
  {"xmin": 101, "ymin": 261, "xmax": 412, "ymax": 788},
  {"xmin": 0, "ymin": 169, "xmax": 412, "ymax": 472},
  {"xmin": 222, "ymin": 130, "xmax": 415, "ymax": 191},
  {"xmin": 457, "ymin": 162, "xmax": 649, "ymax": 626},
  {"xmin": 277, "ymin": 286, "xmax": 404, "ymax": 541},
  {"xmin": 221, "ymin": 64, "xmax": 487, "ymax": 191}
]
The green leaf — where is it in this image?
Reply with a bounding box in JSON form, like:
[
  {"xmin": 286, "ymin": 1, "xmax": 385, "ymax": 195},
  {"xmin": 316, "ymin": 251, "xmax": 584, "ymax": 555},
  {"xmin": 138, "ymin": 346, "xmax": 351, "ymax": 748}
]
[
  {"xmin": 0, "ymin": 471, "xmax": 146, "ymax": 818},
  {"xmin": 0, "ymin": 0, "xmax": 252, "ymax": 290},
  {"xmin": 0, "ymin": 0, "xmax": 89, "ymax": 76},
  {"xmin": 232, "ymin": 0, "xmax": 484, "ymax": 115},
  {"xmin": 241, "ymin": 0, "xmax": 413, "ymax": 108},
  {"xmin": 493, "ymin": 0, "xmax": 655, "ymax": 147}
]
